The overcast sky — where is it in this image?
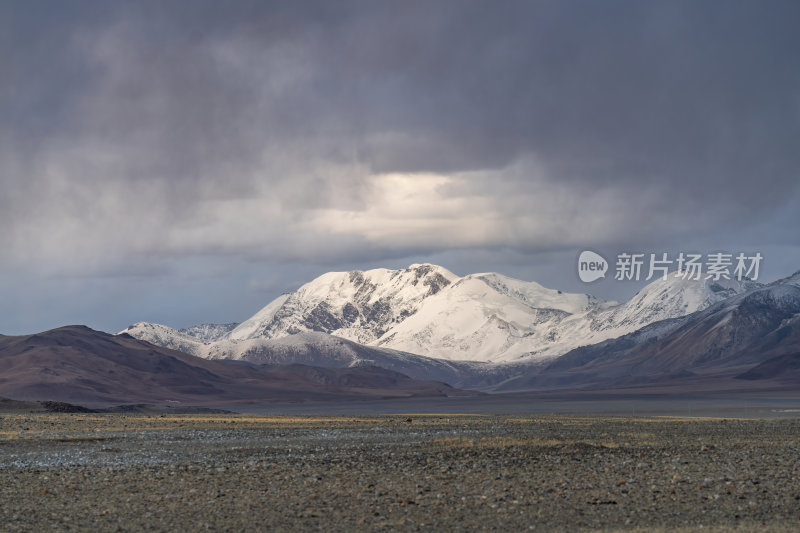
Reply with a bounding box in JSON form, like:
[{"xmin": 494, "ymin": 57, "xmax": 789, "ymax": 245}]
[{"xmin": 2, "ymin": 0, "xmax": 799, "ymax": 334}]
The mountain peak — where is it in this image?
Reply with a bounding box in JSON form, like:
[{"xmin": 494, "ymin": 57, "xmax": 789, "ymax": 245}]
[
  {"xmin": 406, "ymin": 263, "xmax": 458, "ymax": 279},
  {"xmin": 228, "ymin": 264, "xmax": 459, "ymax": 344},
  {"xmin": 120, "ymin": 322, "xmax": 203, "ymax": 355},
  {"xmin": 774, "ymin": 269, "xmax": 800, "ymax": 287},
  {"xmin": 631, "ymin": 271, "xmax": 760, "ymax": 301},
  {"xmin": 596, "ymin": 272, "xmax": 762, "ymax": 333}
]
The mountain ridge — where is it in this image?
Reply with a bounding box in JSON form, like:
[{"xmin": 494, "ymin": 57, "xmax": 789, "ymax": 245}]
[
  {"xmin": 498, "ymin": 281, "xmax": 800, "ymax": 391},
  {"xmin": 124, "ymin": 263, "xmax": 758, "ymax": 364},
  {"xmin": 0, "ymin": 325, "xmax": 475, "ymax": 405}
]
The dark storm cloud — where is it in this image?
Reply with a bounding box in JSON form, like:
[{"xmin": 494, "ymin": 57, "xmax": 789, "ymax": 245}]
[{"xmin": 1, "ymin": 0, "xmax": 799, "ymax": 274}]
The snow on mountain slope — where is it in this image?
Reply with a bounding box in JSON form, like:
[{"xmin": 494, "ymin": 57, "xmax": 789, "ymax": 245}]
[
  {"xmin": 208, "ymin": 331, "xmax": 500, "ymax": 386},
  {"xmin": 541, "ymin": 274, "xmax": 762, "ymax": 361},
  {"xmin": 371, "ymin": 272, "xmax": 757, "ymax": 362},
  {"xmin": 373, "ymin": 274, "xmax": 585, "ymax": 361},
  {"xmin": 228, "ymin": 264, "xmax": 458, "ymax": 344},
  {"xmin": 228, "ymin": 294, "xmax": 290, "ymax": 340},
  {"xmin": 119, "ymin": 323, "xmax": 496, "ymax": 386},
  {"xmin": 775, "ymin": 270, "xmax": 800, "ymax": 288},
  {"xmin": 592, "ymin": 274, "xmax": 759, "ymax": 331},
  {"xmin": 470, "ymin": 273, "xmax": 602, "ymax": 315},
  {"xmin": 179, "ymin": 322, "xmax": 239, "ymax": 342},
  {"xmin": 121, "ymin": 322, "xmax": 204, "ymax": 355}
]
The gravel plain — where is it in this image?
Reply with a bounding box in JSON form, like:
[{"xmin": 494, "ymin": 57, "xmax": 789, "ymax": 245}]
[{"xmin": 1, "ymin": 413, "xmax": 799, "ymax": 532}]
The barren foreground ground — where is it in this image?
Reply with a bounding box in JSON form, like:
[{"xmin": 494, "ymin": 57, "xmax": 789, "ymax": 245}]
[{"xmin": 1, "ymin": 413, "xmax": 799, "ymax": 531}]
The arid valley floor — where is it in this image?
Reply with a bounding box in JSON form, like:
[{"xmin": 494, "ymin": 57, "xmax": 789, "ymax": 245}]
[{"xmin": 2, "ymin": 412, "xmax": 799, "ymax": 531}]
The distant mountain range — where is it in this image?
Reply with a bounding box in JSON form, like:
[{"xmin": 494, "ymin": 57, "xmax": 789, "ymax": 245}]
[
  {"xmin": 120, "ymin": 264, "xmax": 800, "ymax": 395},
  {"xmin": 124, "ymin": 263, "xmax": 758, "ymax": 364},
  {"xmin": 500, "ymin": 275, "xmax": 800, "ymax": 391},
  {"xmin": 2, "ymin": 265, "xmax": 798, "ymax": 406}
]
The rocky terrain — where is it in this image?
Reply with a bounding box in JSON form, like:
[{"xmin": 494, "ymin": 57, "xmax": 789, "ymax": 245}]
[{"xmin": 1, "ymin": 413, "xmax": 799, "ymax": 531}]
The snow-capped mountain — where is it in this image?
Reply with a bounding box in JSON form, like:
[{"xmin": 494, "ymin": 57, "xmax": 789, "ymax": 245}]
[
  {"xmin": 122, "ymin": 263, "xmax": 759, "ymax": 364},
  {"xmin": 227, "ymin": 264, "xmax": 457, "ymax": 344},
  {"xmin": 222, "ymin": 264, "xmax": 757, "ymax": 362},
  {"xmin": 223, "ymin": 264, "xmax": 605, "ymax": 362}
]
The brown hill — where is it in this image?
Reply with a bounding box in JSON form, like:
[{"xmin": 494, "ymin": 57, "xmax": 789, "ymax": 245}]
[{"xmin": 0, "ymin": 326, "xmax": 474, "ymax": 406}]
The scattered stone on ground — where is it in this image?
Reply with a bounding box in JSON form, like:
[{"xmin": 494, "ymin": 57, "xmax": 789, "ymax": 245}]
[{"xmin": 1, "ymin": 414, "xmax": 799, "ymax": 531}]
